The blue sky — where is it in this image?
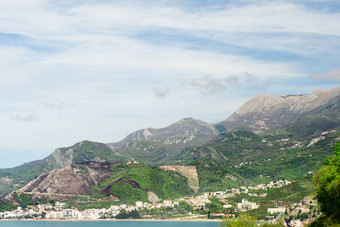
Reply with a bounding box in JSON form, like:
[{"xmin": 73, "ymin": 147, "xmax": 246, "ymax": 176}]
[{"xmin": 0, "ymin": 0, "xmax": 340, "ymax": 168}]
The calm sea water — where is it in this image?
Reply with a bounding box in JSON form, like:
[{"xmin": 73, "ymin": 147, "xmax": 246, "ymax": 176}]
[{"xmin": 0, "ymin": 221, "xmax": 219, "ymax": 227}]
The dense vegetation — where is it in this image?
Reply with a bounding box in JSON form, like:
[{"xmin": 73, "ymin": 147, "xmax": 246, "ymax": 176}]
[
  {"xmin": 109, "ymin": 182, "xmax": 148, "ymax": 204},
  {"xmin": 191, "ymin": 158, "xmax": 248, "ymax": 192},
  {"xmin": 65, "ymin": 141, "xmax": 122, "ymax": 164},
  {"xmin": 93, "ymin": 162, "xmax": 194, "ymax": 204},
  {"xmin": 310, "ymin": 142, "xmax": 340, "ymax": 226},
  {"xmin": 265, "ymin": 178, "xmax": 314, "ymax": 204},
  {"xmin": 118, "ymin": 140, "xmax": 180, "ymax": 165},
  {"xmin": 0, "ymin": 199, "xmax": 17, "ymax": 212},
  {"xmin": 115, "ymin": 210, "xmax": 141, "ymax": 219},
  {"xmin": 12, "ymin": 192, "xmax": 34, "ymax": 208}
]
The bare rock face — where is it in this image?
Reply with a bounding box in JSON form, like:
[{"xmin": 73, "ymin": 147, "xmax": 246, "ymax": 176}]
[
  {"xmin": 109, "ymin": 118, "xmax": 219, "ymax": 149},
  {"xmin": 147, "ymin": 191, "xmax": 160, "ymax": 203},
  {"xmin": 221, "ymin": 87, "xmax": 340, "ymax": 134},
  {"xmin": 159, "ymin": 165, "xmax": 199, "ymax": 193},
  {"xmin": 6, "ymin": 162, "xmax": 115, "ymax": 201},
  {"xmin": 45, "ymin": 148, "xmax": 74, "ymax": 169}
]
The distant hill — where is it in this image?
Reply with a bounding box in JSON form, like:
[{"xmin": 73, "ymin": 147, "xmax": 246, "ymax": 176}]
[
  {"xmin": 107, "ymin": 117, "xmax": 220, "ymax": 166},
  {"xmin": 109, "ymin": 117, "xmax": 219, "ymax": 149}
]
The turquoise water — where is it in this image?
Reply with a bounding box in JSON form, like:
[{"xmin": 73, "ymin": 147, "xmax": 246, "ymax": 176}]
[{"xmin": 0, "ymin": 221, "xmax": 218, "ymax": 227}]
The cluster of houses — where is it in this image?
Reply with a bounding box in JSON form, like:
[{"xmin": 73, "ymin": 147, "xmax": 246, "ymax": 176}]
[
  {"xmin": 0, "ymin": 179, "xmax": 292, "ymax": 220},
  {"xmin": 0, "ymin": 200, "xmax": 182, "ymax": 220},
  {"xmin": 248, "ymin": 179, "xmax": 291, "ymax": 190}
]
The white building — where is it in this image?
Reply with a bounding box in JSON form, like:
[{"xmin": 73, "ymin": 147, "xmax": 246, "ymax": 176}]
[
  {"xmin": 163, "ymin": 200, "xmax": 173, "ymax": 207},
  {"xmin": 46, "ymin": 211, "xmax": 63, "ymax": 219},
  {"xmin": 267, "ymin": 207, "xmax": 286, "ymax": 214},
  {"xmin": 237, "ymin": 199, "xmax": 259, "ymax": 211},
  {"xmin": 136, "ymin": 201, "xmax": 143, "ymax": 208}
]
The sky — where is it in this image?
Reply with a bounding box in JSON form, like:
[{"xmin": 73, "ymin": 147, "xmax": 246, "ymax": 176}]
[{"xmin": 0, "ymin": 0, "xmax": 340, "ymax": 168}]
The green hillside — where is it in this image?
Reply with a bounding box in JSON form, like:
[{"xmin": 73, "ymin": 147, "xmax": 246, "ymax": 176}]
[
  {"xmin": 176, "ymin": 129, "xmax": 338, "ymax": 192},
  {"xmin": 60, "ymin": 141, "xmax": 123, "ymax": 164},
  {"xmin": 92, "ymin": 162, "xmax": 194, "ymax": 204},
  {"xmin": 118, "ymin": 140, "xmax": 180, "ymax": 165}
]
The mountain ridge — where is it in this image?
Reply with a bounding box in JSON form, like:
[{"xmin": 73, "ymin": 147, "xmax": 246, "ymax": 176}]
[
  {"xmin": 108, "ymin": 117, "xmax": 219, "ymax": 149},
  {"xmin": 1, "ymin": 86, "xmax": 339, "ymax": 198},
  {"xmin": 221, "ymin": 87, "xmax": 340, "ymax": 134}
]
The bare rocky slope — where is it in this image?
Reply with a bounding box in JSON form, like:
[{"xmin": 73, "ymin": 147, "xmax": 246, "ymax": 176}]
[
  {"xmin": 6, "ymin": 162, "xmax": 115, "ymax": 202},
  {"xmin": 220, "ymin": 87, "xmax": 340, "ymax": 135},
  {"xmin": 0, "ymin": 141, "xmax": 125, "ymax": 197}
]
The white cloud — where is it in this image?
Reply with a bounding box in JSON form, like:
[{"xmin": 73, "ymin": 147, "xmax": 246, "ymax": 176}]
[
  {"xmin": 310, "ymin": 69, "xmax": 340, "ymax": 81},
  {"xmin": 192, "ymin": 75, "xmax": 226, "ymax": 94}
]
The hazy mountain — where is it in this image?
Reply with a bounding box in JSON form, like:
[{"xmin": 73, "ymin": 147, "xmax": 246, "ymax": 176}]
[{"xmin": 220, "ymin": 87, "xmax": 340, "ymax": 135}]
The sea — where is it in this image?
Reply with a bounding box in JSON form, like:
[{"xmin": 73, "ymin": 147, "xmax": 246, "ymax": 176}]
[{"xmin": 0, "ymin": 221, "xmax": 219, "ymax": 227}]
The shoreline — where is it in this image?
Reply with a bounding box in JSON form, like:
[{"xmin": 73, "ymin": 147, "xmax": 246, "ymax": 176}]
[{"xmin": 0, "ymin": 218, "xmax": 220, "ymax": 222}]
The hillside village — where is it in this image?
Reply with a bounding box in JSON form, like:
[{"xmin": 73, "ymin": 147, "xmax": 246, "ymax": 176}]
[{"xmin": 0, "ymin": 179, "xmax": 302, "ymax": 221}]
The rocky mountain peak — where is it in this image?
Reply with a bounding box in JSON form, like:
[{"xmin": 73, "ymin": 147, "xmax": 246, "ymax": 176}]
[
  {"xmin": 110, "ymin": 117, "xmax": 219, "ymax": 149},
  {"xmin": 221, "ymin": 87, "xmax": 340, "ymax": 133},
  {"xmin": 44, "ymin": 141, "xmax": 120, "ymax": 170}
]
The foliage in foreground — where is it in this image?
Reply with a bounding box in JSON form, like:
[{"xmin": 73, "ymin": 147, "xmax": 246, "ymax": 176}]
[
  {"xmin": 219, "ymin": 213, "xmax": 285, "ymax": 227},
  {"xmin": 307, "ymin": 142, "xmax": 340, "ymax": 226},
  {"xmin": 308, "ymin": 214, "xmax": 340, "ymax": 227},
  {"xmin": 219, "ymin": 213, "xmax": 257, "ymax": 227},
  {"xmin": 313, "ymin": 142, "xmax": 340, "ymax": 217}
]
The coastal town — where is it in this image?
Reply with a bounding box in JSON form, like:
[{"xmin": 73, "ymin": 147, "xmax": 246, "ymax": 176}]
[{"xmin": 0, "ymin": 179, "xmax": 304, "ymax": 221}]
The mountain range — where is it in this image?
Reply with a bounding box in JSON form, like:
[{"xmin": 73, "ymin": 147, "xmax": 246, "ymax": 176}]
[{"xmin": 1, "ymin": 87, "xmax": 339, "ymax": 204}]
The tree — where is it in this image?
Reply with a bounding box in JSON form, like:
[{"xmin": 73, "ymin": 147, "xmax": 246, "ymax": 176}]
[{"xmin": 313, "ymin": 142, "xmax": 340, "ymax": 217}]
